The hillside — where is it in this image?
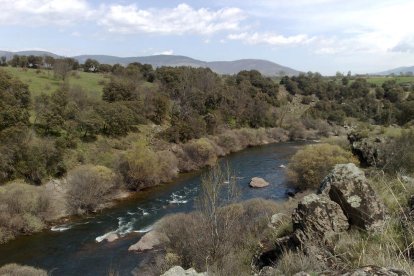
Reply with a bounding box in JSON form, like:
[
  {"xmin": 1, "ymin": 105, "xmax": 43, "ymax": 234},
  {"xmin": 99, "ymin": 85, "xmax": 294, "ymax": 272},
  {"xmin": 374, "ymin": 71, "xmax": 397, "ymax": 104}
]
[
  {"xmin": 1, "ymin": 50, "xmax": 300, "ymax": 76},
  {"xmin": 377, "ymin": 66, "xmax": 414, "ymax": 75}
]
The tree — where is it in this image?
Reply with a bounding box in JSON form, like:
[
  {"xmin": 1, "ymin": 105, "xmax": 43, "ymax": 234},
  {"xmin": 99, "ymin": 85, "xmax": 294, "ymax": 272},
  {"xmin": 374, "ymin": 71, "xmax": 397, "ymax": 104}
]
[
  {"xmin": 43, "ymin": 56, "xmax": 55, "ymax": 69},
  {"xmin": 76, "ymin": 108, "xmax": 104, "ymax": 138},
  {"xmin": 84, "ymin": 58, "xmax": 100, "ymax": 72},
  {"xmin": 0, "ymin": 56, "xmax": 6, "ymax": 66},
  {"xmin": 102, "ymin": 79, "xmax": 137, "ymax": 102},
  {"xmin": 53, "ymin": 59, "xmax": 72, "ymax": 80}
]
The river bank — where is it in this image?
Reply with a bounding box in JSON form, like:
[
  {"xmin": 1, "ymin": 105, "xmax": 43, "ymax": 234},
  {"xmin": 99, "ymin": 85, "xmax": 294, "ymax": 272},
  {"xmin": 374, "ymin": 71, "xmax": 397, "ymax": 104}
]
[
  {"xmin": 40, "ymin": 127, "xmax": 322, "ymax": 232},
  {"xmin": 0, "ymin": 141, "xmax": 310, "ymax": 275}
]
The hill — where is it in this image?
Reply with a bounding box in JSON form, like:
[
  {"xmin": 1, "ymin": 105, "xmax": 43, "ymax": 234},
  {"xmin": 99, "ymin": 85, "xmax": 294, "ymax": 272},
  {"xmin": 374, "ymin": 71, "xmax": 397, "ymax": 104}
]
[
  {"xmin": 1, "ymin": 50, "xmax": 300, "ymax": 76},
  {"xmin": 377, "ymin": 66, "xmax": 414, "ymax": 76}
]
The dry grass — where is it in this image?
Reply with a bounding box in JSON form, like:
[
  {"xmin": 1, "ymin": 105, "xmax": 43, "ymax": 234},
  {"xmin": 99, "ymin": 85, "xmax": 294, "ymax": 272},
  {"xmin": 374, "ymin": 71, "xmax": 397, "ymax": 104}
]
[{"xmin": 0, "ymin": 263, "xmax": 47, "ymax": 276}]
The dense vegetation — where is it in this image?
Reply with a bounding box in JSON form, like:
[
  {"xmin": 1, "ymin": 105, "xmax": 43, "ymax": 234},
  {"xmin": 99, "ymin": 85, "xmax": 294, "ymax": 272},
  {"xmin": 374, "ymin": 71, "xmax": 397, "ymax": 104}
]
[{"xmin": 0, "ymin": 54, "xmax": 414, "ymax": 248}]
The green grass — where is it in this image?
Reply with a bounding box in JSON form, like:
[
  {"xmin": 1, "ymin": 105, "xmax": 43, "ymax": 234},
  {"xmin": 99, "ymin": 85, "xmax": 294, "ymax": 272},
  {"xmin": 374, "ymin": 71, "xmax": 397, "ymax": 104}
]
[
  {"xmin": 365, "ymin": 76, "xmax": 414, "ymax": 85},
  {"xmin": 2, "ymin": 67, "xmax": 106, "ymax": 98}
]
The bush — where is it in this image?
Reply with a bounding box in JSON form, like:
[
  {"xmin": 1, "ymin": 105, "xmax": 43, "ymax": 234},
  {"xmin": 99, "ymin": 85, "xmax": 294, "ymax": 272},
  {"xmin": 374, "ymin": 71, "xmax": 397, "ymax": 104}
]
[
  {"xmin": 159, "ymin": 198, "xmax": 283, "ymax": 273},
  {"xmin": 66, "ymin": 165, "xmax": 117, "ymax": 214},
  {"xmin": 287, "ymin": 143, "xmax": 358, "ymax": 190},
  {"xmin": 0, "ymin": 181, "xmax": 50, "ymax": 243},
  {"xmin": 0, "ymin": 263, "xmax": 47, "ymax": 276},
  {"xmin": 181, "ymin": 138, "xmax": 218, "ymax": 170},
  {"xmin": 383, "ymin": 129, "xmax": 414, "ymax": 174},
  {"xmin": 119, "ymin": 141, "xmax": 178, "ymax": 190}
]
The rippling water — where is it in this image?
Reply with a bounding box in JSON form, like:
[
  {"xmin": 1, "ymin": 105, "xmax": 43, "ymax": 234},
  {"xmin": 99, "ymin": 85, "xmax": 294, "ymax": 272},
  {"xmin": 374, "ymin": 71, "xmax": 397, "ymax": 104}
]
[{"xmin": 0, "ymin": 141, "xmax": 307, "ymax": 275}]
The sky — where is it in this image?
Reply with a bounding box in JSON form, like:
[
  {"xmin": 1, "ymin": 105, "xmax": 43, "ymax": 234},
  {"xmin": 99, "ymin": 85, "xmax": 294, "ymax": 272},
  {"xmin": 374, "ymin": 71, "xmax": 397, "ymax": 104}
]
[{"xmin": 1, "ymin": 0, "xmax": 414, "ymax": 75}]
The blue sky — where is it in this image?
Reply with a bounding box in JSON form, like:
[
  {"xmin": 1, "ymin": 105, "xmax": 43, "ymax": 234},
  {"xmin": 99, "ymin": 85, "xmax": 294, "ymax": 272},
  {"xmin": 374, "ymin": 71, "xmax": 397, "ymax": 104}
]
[{"xmin": 1, "ymin": 0, "xmax": 414, "ymax": 75}]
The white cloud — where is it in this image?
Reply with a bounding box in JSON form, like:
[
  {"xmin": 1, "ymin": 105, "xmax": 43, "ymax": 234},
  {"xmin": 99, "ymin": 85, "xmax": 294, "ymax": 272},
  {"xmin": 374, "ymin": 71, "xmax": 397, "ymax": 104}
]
[
  {"xmin": 153, "ymin": 50, "xmax": 174, "ymax": 55},
  {"xmin": 0, "ymin": 0, "xmax": 93, "ymax": 26},
  {"xmin": 99, "ymin": 3, "xmax": 246, "ymax": 35},
  {"xmin": 228, "ymin": 32, "xmax": 315, "ymax": 46}
]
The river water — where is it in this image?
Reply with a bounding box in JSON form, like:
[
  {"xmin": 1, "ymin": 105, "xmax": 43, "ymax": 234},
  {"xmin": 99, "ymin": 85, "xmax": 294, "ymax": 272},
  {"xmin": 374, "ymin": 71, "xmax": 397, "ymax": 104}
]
[{"xmin": 0, "ymin": 141, "xmax": 307, "ymax": 275}]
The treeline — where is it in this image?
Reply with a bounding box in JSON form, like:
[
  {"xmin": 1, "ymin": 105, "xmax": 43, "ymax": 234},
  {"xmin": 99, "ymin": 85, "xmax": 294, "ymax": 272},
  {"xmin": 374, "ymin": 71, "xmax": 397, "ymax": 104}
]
[
  {"xmin": 281, "ymin": 72, "xmax": 414, "ymax": 125},
  {"xmin": 0, "ymin": 63, "xmax": 283, "ymax": 185}
]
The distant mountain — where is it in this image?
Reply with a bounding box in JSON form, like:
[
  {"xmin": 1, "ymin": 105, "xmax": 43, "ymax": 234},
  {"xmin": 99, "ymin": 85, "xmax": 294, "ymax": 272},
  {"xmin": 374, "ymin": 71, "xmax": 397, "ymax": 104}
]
[
  {"xmin": 0, "ymin": 50, "xmax": 61, "ymax": 60},
  {"xmin": 377, "ymin": 66, "xmax": 414, "ymax": 76},
  {"xmin": 208, "ymin": 59, "xmax": 298, "ymax": 76},
  {"xmin": 0, "ymin": 50, "xmax": 300, "ymax": 76}
]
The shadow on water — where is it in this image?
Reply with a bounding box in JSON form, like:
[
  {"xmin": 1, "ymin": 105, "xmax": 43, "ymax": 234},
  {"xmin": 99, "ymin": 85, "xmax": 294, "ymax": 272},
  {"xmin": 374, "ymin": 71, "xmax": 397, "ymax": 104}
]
[{"xmin": 0, "ymin": 141, "xmax": 308, "ymax": 275}]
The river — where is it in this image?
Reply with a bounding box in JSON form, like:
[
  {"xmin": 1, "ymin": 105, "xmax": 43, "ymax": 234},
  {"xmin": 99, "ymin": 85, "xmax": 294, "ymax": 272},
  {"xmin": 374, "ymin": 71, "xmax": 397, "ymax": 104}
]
[{"xmin": 0, "ymin": 141, "xmax": 307, "ymax": 275}]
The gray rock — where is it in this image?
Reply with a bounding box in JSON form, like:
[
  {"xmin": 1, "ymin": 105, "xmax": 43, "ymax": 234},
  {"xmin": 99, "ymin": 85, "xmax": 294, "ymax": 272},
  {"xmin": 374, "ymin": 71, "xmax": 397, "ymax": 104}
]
[
  {"xmin": 319, "ymin": 163, "xmax": 386, "ymax": 231},
  {"xmin": 161, "ymin": 266, "xmax": 206, "ymax": 276},
  {"xmin": 342, "ymin": 265, "xmax": 409, "ymax": 276},
  {"xmin": 292, "ymin": 194, "xmax": 349, "ymax": 245},
  {"xmin": 348, "ymin": 133, "xmax": 387, "ymax": 167},
  {"xmin": 128, "ymin": 231, "xmax": 168, "ymax": 252},
  {"xmin": 250, "ymin": 177, "xmax": 270, "ymax": 188}
]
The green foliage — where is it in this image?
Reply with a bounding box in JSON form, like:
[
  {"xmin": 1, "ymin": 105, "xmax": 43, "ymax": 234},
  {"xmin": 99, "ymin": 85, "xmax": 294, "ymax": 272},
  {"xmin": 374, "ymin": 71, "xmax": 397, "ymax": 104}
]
[
  {"xmin": 0, "ymin": 70, "xmax": 30, "ymax": 131},
  {"xmin": 118, "ymin": 140, "xmax": 178, "ymax": 190},
  {"xmin": 287, "ymin": 143, "xmax": 359, "ymax": 190},
  {"xmin": 102, "ymin": 79, "xmax": 137, "ymax": 102}
]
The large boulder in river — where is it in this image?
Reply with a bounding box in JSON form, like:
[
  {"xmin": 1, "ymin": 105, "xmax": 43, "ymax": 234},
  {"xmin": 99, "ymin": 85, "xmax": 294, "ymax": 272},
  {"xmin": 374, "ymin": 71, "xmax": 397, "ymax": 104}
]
[
  {"xmin": 128, "ymin": 231, "xmax": 168, "ymax": 252},
  {"xmin": 250, "ymin": 177, "xmax": 269, "ymax": 188},
  {"xmin": 292, "ymin": 194, "xmax": 349, "ymax": 245},
  {"xmin": 319, "ymin": 163, "xmax": 386, "ymax": 231},
  {"xmin": 161, "ymin": 266, "xmax": 206, "ymax": 276}
]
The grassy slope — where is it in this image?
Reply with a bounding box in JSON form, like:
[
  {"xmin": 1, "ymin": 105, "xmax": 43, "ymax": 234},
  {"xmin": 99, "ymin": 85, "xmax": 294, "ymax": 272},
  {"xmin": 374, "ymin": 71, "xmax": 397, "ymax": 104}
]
[
  {"xmin": 365, "ymin": 75, "xmax": 414, "ymax": 85},
  {"xmin": 2, "ymin": 67, "xmax": 106, "ymax": 98}
]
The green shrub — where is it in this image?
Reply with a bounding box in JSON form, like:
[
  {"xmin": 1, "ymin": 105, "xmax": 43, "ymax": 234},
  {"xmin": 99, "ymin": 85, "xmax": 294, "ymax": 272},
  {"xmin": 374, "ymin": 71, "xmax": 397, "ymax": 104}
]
[
  {"xmin": 66, "ymin": 165, "xmax": 117, "ymax": 214},
  {"xmin": 119, "ymin": 141, "xmax": 178, "ymax": 190},
  {"xmin": 287, "ymin": 143, "xmax": 358, "ymax": 190}
]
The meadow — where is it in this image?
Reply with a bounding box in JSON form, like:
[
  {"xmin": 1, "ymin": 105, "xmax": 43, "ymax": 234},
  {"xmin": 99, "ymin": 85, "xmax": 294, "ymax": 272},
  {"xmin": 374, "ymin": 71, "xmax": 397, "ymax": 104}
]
[{"xmin": 2, "ymin": 67, "xmax": 106, "ymax": 98}]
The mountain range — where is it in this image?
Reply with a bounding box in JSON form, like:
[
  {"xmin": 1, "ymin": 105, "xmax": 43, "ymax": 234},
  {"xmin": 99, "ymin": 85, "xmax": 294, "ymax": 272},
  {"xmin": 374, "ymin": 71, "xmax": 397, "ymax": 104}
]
[
  {"xmin": 376, "ymin": 66, "xmax": 414, "ymax": 76},
  {"xmin": 0, "ymin": 50, "xmax": 300, "ymax": 76}
]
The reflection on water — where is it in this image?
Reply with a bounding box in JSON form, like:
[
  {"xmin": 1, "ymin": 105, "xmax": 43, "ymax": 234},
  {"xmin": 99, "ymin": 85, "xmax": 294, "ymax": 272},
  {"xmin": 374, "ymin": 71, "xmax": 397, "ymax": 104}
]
[{"xmin": 0, "ymin": 141, "xmax": 307, "ymax": 275}]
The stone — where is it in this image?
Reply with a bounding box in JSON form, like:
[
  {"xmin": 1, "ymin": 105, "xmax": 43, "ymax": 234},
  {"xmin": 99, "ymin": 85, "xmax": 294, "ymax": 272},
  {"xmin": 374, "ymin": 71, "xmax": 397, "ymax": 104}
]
[
  {"xmin": 292, "ymin": 194, "xmax": 349, "ymax": 245},
  {"xmin": 128, "ymin": 231, "xmax": 167, "ymax": 252},
  {"xmin": 161, "ymin": 266, "xmax": 206, "ymax": 276},
  {"xmin": 319, "ymin": 163, "xmax": 386, "ymax": 231},
  {"xmin": 105, "ymin": 233, "xmax": 119, "ymax": 242},
  {"xmin": 250, "ymin": 177, "xmax": 270, "ymax": 188},
  {"xmin": 342, "ymin": 265, "xmax": 409, "ymax": 276},
  {"xmin": 348, "ymin": 133, "xmax": 387, "ymax": 167}
]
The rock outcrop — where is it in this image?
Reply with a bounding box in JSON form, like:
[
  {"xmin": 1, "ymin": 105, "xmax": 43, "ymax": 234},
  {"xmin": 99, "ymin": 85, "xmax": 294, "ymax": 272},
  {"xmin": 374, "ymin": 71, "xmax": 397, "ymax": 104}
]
[
  {"xmin": 319, "ymin": 163, "xmax": 386, "ymax": 231},
  {"xmin": 250, "ymin": 177, "xmax": 270, "ymax": 188},
  {"xmin": 292, "ymin": 194, "xmax": 349, "ymax": 245},
  {"xmin": 348, "ymin": 133, "xmax": 387, "ymax": 167},
  {"xmin": 342, "ymin": 266, "xmax": 409, "ymax": 276},
  {"xmin": 161, "ymin": 266, "xmax": 206, "ymax": 276},
  {"xmin": 129, "ymin": 231, "xmax": 168, "ymax": 252}
]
